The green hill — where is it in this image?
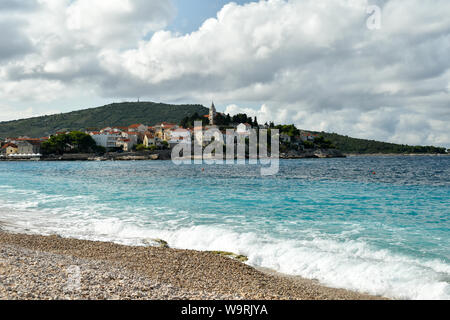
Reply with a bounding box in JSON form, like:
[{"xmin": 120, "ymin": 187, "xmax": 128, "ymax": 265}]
[
  {"xmin": 0, "ymin": 102, "xmax": 208, "ymax": 138},
  {"xmin": 315, "ymin": 132, "xmax": 447, "ymax": 154}
]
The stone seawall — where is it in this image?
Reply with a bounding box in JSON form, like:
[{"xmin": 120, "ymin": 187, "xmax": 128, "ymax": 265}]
[
  {"xmin": 1, "ymin": 149, "xmax": 347, "ymax": 161},
  {"xmin": 280, "ymin": 149, "xmax": 346, "ymax": 159}
]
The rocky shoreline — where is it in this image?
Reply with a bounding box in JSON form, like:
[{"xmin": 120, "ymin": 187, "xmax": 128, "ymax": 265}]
[
  {"xmin": 3, "ymin": 149, "xmax": 446, "ymax": 162},
  {"xmin": 345, "ymin": 153, "xmax": 449, "ymax": 157},
  {"xmin": 0, "ymin": 148, "xmax": 347, "ymax": 162},
  {"xmin": 280, "ymin": 149, "xmax": 346, "ymax": 159},
  {"xmin": 41, "ymin": 150, "xmax": 173, "ymax": 161},
  {"xmin": 0, "ymin": 231, "xmax": 385, "ymax": 300}
]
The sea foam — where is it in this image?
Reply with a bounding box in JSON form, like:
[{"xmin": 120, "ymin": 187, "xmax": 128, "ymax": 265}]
[
  {"xmin": 1, "ymin": 208, "xmax": 448, "ymax": 300},
  {"xmin": 1, "ymin": 158, "xmax": 449, "ymax": 300}
]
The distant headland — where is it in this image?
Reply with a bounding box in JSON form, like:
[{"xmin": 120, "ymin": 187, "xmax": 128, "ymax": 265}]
[{"xmin": 0, "ymin": 101, "xmax": 448, "ymax": 160}]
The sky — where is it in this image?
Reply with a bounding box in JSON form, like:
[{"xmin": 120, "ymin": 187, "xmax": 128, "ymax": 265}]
[
  {"xmin": 169, "ymin": 0, "xmax": 251, "ymax": 34},
  {"xmin": 0, "ymin": 0, "xmax": 449, "ymax": 148}
]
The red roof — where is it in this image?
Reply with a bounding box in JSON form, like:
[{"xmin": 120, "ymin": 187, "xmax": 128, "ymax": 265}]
[
  {"xmin": 2, "ymin": 143, "xmax": 18, "ymax": 149},
  {"xmin": 129, "ymin": 124, "xmax": 145, "ymax": 128},
  {"xmin": 16, "ymin": 138, "xmax": 40, "ymax": 141},
  {"xmin": 14, "ymin": 138, "xmax": 41, "ymax": 145},
  {"xmin": 173, "ymin": 128, "xmax": 189, "ymax": 133}
]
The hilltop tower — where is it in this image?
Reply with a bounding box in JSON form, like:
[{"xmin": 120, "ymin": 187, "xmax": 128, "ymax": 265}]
[{"xmin": 209, "ymin": 102, "xmax": 217, "ymax": 125}]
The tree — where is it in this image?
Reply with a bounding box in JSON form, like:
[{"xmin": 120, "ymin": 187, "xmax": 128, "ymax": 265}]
[
  {"xmin": 214, "ymin": 113, "xmax": 227, "ymax": 126},
  {"xmin": 303, "ymin": 141, "xmax": 315, "ymax": 149},
  {"xmin": 136, "ymin": 144, "xmax": 146, "ymax": 151},
  {"xmin": 180, "ymin": 117, "xmax": 189, "ymax": 128},
  {"xmin": 68, "ymin": 131, "xmax": 97, "ymax": 152},
  {"xmin": 179, "ymin": 112, "xmax": 208, "ymax": 127},
  {"xmin": 161, "ymin": 141, "xmax": 169, "ymax": 149},
  {"xmin": 275, "ymin": 124, "xmax": 300, "ymax": 137},
  {"xmin": 314, "ymin": 136, "xmax": 335, "ymax": 149},
  {"xmin": 42, "ymin": 131, "xmax": 99, "ymax": 155},
  {"xmin": 232, "ymin": 113, "xmax": 252, "ymax": 124}
]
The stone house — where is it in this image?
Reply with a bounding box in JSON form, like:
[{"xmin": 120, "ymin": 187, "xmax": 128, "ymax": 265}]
[
  {"xmin": 143, "ymin": 132, "xmax": 156, "ymax": 148},
  {"xmin": 1, "ymin": 143, "xmax": 18, "ymax": 156},
  {"xmin": 15, "ymin": 140, "xmax": 42, "ymax": 154}
]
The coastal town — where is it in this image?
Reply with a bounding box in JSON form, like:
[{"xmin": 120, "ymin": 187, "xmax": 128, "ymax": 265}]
[{"xmin": 0, "ymin": 103, "xmax": 323, "ymax": 160}]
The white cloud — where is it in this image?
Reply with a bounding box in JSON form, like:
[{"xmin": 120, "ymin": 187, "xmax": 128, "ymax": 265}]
[
  {"xmin": 226, "ymin": 102, "xmax": 450, "ymax": 147},
  {"xmin": 0, "ymin": 0, "xmax": 175, "ymax": 100},
  {"xmin": 65, "ymin": 0, "xmax": 175, "ymax": 49},
  {"xmin": 225, "ymin": 103, "xmax": 292, "ymax": 125},
  {"xmin": 0, "ymin": 105, "xmax": 36, "ymax": 122}
]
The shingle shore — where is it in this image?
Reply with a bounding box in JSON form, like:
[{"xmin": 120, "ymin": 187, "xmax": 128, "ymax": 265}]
[{"xmin": 0, "ymin": 231, "xmax": 385, "ymax": 300}]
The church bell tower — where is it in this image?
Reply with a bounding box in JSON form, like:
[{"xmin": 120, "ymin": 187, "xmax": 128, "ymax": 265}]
[{"xmin": 209, "ymin": 102, "xmax": 217, "ymax": 125}]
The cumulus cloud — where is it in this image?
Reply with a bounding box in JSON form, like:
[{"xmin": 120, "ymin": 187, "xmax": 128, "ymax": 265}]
[
  {"xmin": 0, "ymin": 0, "xmax": 38, "ymax": 12},
  {"xmin": 0, "ymin": 18, "xmax": 34, "ymax": 61},
  {"xmin": 65, "ymin": 0, "xmax": 175, "ymax": 48},
  {"xmin": 0, "ymin": 0, "xmax": 175, "ymax": 102},
  {"xmin": 226, "ymin": 103, "xmax": 450, "ymax": 147},
  {"xmin": 0, "ymin": 0, "xmax": 448, "ymax": 147},
  {"xmin": 0, "ymin": 105, "xmax": 37, "ymax": 122}
]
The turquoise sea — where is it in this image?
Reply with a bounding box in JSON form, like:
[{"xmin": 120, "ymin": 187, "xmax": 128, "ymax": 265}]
[{"xmin": 0, "ymin": 156, "xmax": 449, "ymax": 299}]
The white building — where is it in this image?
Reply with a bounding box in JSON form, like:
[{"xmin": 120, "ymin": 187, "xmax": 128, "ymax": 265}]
[
  {"xmin": 116, "ymin": 138, "xmax": 134, "ymax": 152},
  {"xmin": 169, "ymin": 128, "xmax": 192, "ymax": 145},
  {"xmin": 128, "ymin": 124, "xmax": 148, "ymax": 133},
  {"xmin": 91, "ymin": 132, "xmax": 121, "ymax": 149},
  {"xmin": 236, "ymin": 123, "xmax": 252, "ymax": 135},
  {"xmin": 280, "ymin": 133, "xmax": 292, "ymax": 143},
  {"xmin": 121, "ymin": 132, "xmax": 139, "ymax": 146},
  {"xmin": 154, "ymin": 122, "xmax": 178, "ymax": 141},
  {"xmin": 143, "ymin": 132, "xmax": 156, "ymax": 147},
  {"xmin": 300, "ymin": 131, "xmax": 316, "ymax": 142}
]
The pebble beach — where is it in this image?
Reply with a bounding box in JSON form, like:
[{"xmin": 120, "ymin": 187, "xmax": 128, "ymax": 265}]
[{"xmin": 0, "ymin": 231, "xmax": 384, "ymax": 300}]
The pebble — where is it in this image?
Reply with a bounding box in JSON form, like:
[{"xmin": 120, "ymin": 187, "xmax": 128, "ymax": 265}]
[{"xmin": 0, "ymin": 231, "xmax": 385, "ymax": 300}]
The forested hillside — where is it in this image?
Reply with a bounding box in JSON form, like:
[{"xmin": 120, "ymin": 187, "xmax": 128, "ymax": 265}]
[
  {"xmin": 317, "ymin": 132, "xmax": 447, "ymax": 154},
  {"xmin": 0, "ymin": 102, "xmax": 208, "ymax": 138}
]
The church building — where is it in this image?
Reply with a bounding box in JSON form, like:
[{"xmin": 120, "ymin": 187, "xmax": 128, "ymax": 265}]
[{"xmin": 209, "ymin": 102, "xmax": 217, "ymax": 125}]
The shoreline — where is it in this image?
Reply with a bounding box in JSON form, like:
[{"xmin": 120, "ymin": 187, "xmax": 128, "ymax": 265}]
[
  {"xmin": 345, "ymin": 153, "xmax": 449, "ymax": 157},
  {"xmin": 0, "ymin": 152, "xmax": 448, "ymax": 162},
  {"xmin": 0, "ymin": 231, "xmax": 386, "ymax": 300}
]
